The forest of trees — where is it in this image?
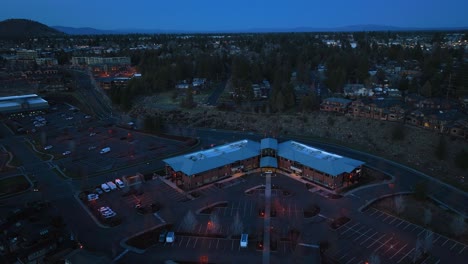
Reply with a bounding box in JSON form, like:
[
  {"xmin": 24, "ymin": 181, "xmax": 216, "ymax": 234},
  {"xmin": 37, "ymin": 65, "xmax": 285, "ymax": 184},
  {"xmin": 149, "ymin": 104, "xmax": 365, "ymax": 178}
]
[{"xmin": 97, "ymin": 32, "xmax": 468, "ymax": 111}]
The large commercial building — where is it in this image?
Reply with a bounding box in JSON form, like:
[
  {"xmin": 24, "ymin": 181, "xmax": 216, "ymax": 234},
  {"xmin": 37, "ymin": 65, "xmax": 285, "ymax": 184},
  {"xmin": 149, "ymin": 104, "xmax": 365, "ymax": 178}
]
[
  {"xmin": 0, "ymin": 94, "xmax": 49, "ymax": 114},
  {"xmin": 71, "ymin": 57, "xmax": 131, "ymax": 66},
  {"xmin": 163, "ymin": 138, "xmax": 364, "ymax": 190}
]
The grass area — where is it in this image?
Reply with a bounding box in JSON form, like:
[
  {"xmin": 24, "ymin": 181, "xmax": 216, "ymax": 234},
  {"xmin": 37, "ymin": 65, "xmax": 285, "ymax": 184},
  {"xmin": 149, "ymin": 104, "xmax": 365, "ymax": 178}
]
[
  {"xmin": 126, "ymin": 224, "xmax": 173, "ymax": 250},
  {"xmin": 372, "ymin": 194, "xmax": 468, "ymax": 244},
  {"xmin": 0, "ymin": 175, "xmax": 30, "ymax": 196}
]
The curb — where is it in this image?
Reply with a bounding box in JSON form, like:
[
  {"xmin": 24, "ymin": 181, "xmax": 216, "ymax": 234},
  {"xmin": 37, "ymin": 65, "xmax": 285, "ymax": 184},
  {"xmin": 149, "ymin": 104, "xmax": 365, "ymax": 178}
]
[
  {"xmin": 358, "ymin": 191, "xmax": 414, "ymax": 212},
  {"xmin": 196, "ymin": 201, "xmax": 229, "ymax": 214},
  {"xmin": 119, "ymin": 223, "xmax": 169, "ymax": 254},
  {"xmin": 73, "ymin": 192, "xmax": 110, "ymax": 229},
  {"xmin": 0, "ymin": 174, "xmax": 32, "ymax": 200}
]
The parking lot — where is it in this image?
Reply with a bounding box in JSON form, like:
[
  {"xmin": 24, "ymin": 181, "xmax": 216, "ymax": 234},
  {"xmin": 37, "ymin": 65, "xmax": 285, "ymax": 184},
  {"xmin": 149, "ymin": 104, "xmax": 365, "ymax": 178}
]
[
  {"xmin": 363, "ymin": 207, "xmax": 468, "ymax": 256},
  {"xmin": 5, "ymin": 103, "xmax": 192, "ymax": 175}
]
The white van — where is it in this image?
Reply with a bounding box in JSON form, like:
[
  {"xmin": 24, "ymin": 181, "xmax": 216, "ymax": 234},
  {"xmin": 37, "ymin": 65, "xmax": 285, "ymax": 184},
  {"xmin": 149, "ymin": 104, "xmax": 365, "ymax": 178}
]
[
  {"xmin": 114, "ymin": 178, "xmax": 125, "ymax": 188},
  {"xmin": 240, "ymin": 234, "xmax": 248, "ymax": 248},
  {"xmin": 101, "ymin": 183, "xmax": 111, "ymax": 192},
  {"xmin": 100, "ymin": 147, "xmax": 111, "ymax": 154},
  {"xmin": 166, "ymin": 232, "xmax": 175, "ymax": 243},
  {"xmin": 107, "ymin": 181, "xmax": 117, "ymax": 190}
]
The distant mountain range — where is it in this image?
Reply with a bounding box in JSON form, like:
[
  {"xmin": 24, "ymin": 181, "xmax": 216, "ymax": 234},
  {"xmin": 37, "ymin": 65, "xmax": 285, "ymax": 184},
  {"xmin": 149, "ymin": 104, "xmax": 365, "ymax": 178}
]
[
  {"xmin": 0, "ymin": 19, "xmax": 466, "ymax": 38},
  {"xmin": 0, "ymin": 19, "xmax": 65, "ymax": 38},
  {"xmin": 52, "ymin": 24, "xmax": 468, "ymax": 35}
]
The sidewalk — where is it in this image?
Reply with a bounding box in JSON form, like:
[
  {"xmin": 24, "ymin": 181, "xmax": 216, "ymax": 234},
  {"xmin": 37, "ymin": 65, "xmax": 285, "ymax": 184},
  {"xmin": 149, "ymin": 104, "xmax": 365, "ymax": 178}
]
[{"xmin": 158, "ymin": 176, "xmax": 194, "ymax": 200}]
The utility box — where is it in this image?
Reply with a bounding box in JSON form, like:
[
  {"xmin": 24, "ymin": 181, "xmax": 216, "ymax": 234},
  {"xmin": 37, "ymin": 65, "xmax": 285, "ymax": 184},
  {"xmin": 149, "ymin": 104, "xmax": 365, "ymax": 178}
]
[
  {"xmin": 240, "ymin": 234, "xmax": 248, "ymax": 248},
  {"xmin": 166, "ymin": 231, "xmax": 175, "ymax": 243}
]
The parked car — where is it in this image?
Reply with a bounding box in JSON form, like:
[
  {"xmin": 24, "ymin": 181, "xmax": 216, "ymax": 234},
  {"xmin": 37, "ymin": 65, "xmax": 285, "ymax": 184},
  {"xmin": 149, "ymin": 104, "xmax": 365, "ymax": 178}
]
[
  {"xmin": 101, "ymin": 183, "xmax": 111, "ymax": 192},
  {"xmin": 62, "ymin": 150, "xmax": 71, "ymax": 156},
  {"xmin": 95, "ymin": 187, "xmax": 103, "ymax": 195},
  {"xmin": 89, "ymin": 132, "xmax": 96, "ymax": 136},
  {"xmin": 44, "ymin": 145, "xmax": 53, "ymax": 150},
  {"xmin": 114, "ymin": 178, "xmax": 125, "ymax": 188},
  {"xmin": 87, "ymin": 193, "xmax": 99, "ymax": 201},
  {"xmin": 88, "ymin": 146, "xmax": 96, "ymax": 150},
  {"xmin": 98, "ymin": 207, "xmax": 113, "ymax": 214},
  {"xmin": 103, "ymin": 212, "xmax": 116, "ymax": 218},
  {"xmin": 166, "ymin": 232, "xmax": 175, "ymax": 243},
  {"xmin": 107, "ymin": 181, "xmax": 117, "ymax": 190},
  {"xmin": 100, "ymin": 147, "xmax": 111, "ymax": 154}
]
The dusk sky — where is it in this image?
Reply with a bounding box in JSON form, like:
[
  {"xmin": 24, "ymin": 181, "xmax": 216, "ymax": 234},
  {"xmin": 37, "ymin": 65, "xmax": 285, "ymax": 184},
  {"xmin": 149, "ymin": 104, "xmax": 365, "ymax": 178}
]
[{"xmin": 2, "ymin": 0, "xmax": 468, "ymax": 31}]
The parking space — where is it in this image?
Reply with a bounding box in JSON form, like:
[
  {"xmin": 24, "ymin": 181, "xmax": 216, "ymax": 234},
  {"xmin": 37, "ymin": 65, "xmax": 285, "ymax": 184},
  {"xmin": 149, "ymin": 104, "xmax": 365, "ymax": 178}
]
[
  {"xmin": 329, "ymin": 219, "xmax": 424, "ymax": 264},
  {"xmin": 155, "ymin": 234, "xmax": 294, "ymax": 255},
  {"xmin": 364, "ymin": 208, "xmax": 468, "ymax": 256},
  {"xmin": 5, "ymin": 103, "xmax": 192, "ymax": 175},
  {"xmin": 215, "ymin": 199, "xmax": 257, "ymax": 218}
]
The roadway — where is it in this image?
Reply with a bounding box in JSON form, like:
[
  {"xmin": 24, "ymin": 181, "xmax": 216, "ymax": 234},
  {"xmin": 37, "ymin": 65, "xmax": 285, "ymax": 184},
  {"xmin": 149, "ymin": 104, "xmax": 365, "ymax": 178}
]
[{"xmin": 1, "ymin": 121, "xmax": 467, "ymax": 262}]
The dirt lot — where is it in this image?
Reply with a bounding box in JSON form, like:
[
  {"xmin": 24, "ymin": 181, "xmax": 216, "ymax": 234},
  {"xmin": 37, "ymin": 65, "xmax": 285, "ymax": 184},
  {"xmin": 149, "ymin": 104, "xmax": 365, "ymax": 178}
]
[{"xmin": 131, "ymin": 105, "xmax": 467, "ymax": 191}]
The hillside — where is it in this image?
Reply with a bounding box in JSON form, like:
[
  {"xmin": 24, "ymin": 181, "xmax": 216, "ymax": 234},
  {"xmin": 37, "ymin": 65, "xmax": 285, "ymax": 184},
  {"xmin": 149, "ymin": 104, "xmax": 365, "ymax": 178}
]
[
  {"xmin": 131, "ymin": 102, "xmax": 468, "ymax": 191},
  {"xmin": 0, "ymin": 19, "xmax": 65, "ymax": 38}
]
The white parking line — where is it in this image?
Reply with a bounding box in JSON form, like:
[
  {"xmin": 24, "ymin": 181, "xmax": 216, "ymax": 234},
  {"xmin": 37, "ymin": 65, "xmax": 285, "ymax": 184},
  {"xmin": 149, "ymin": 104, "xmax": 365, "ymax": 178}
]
[
  {"xmin": 186, "ymin": 237, "xmax": 192, "ymax": 248},
  {"xmin": 382, "ymin": 215, "xmax": 392, "ymax": 222},
  {"xmin": 389, "ymin": 218, "xmax": 398, "ymax": 225},
  {"xmin": 367, "ymin": 234, "xmax": 386, "ymax": 248},
  {"xmin": 198, "ymin": 224, "xmax": 203, "ymax": 233},
  {"xmin": 418, "ymin": 229, "xmax": 426, "ymax": 237},
  {"xmin": 354, "ymin": 228, "xmax": 373, "ymax": 241},
  {"xmin": 383, "ymin": 241, "xmax": 400, "ymax": 254},
  {"xmin": 374, "ymin": 237, "xmax": 393, "ymax": 252},
  {"xmin": 397, "ymin": 247, "xmax": 414, "ymax": 263},
  {"xmin": 434, "ymin": 235, "xmax": 441, "ymax": 243},
  {"xmin": 369, "ymin": 209, "xmax": 379, "ymax": 216},
  {"xmin": 403, "ymin": 222, "xmax": 412, "ymax": 230},
  {"xmin": 375, "ymin": 212, "xmax": 385, "ymax": 219},
  {"xmin": 442, "ymin": 239, "xmax": 450, "ymax": 246},
  {"xmin": 411, "ymin": 225, "xmax": 419, "ymax": 232},
  {"xmin": 395, "ymin": 219, "xmax": 405, "ymax": 227},
  {"xmin": 390, "ymin": 243, "xmax": 407, "ymax": 259},
  {"xmin": 341, "ymin": 223, "xmax": 360, "ymax": 235},
  {"xmin": 216, "ymin": 239, "xmax": 220, "ymax": 249},
  {"xmin": 344, "ymin": 257, "xmax": 356, "ymax": 264},
  {"xmin": 360, "ymin": 232, "xmax": 378, "ymax": 245},
  {"xmin": 231, "ymin": 240, "xmax": 235, "ymax": 250},
  {"xmin": 193, "ymin": 238, "xmax": 199, "ymax": 248},
  {"xmin": 208, "ymin": 239, "xmax": 212, "ymax": 249},
  {"xmin": 178, "ymin": 237, "xmax": 184, "ymax": 246},
  {"xmin": 459, "ymin": 246, "xmax": 466, "ymax": 254},
  {"xmin": 338, "ymin": 252, "xmax": 350, "ymax": 261},
  {"xmin": 450, "ymin": 242, "xmax": 458, "ymax": 250}
]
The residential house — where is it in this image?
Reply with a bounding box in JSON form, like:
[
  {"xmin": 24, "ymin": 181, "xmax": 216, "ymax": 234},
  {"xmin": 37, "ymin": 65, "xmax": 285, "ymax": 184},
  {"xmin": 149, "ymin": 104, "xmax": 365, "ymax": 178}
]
[
  {"xmin": 343, "ymin": 84, "xmax": 370, "ymax": 98},
  {"xmin": 350, "ymin": 98, "xmax": 405, "ymax": 121},
  {"xmin": 406, "ymin": 109, "xmax": 466, "ymax": 133},
  {"xmin": 447, "ymin": 119, "xmax": 468, "ymax": 139},
  {"xmin": 320, "ymin": 97, "xmax": 352, "ymax": 114}
]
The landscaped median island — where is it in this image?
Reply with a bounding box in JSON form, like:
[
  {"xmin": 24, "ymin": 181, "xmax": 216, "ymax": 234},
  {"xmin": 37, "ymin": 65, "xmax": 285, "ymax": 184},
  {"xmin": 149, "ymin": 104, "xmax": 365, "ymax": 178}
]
[{"xmin": 0, "ymin": 175, "xmax": 30, "ymax": 197}]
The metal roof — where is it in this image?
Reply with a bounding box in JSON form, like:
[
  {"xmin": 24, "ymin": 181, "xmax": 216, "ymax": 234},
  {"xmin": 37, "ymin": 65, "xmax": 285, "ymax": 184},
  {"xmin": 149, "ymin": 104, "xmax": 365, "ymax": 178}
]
[
  {"xmin": 163, "ymin": 139, "xmax": 260, "ymax": 176},
  {"xmin": 0, "ymin": 94, "xmax": 39, "ymax": 101},
  {"xmin": 277, "ymin": 141, "xmax": 364, "ymax": 177},
  {"xmin": 260, "ymin": 157, "xmax": 278, "ymax": 168},
  {"xmin": 260, "ymin": 138, "xmax": 278, "ymax": 150}
]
